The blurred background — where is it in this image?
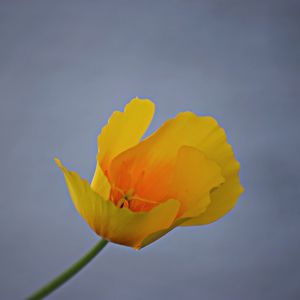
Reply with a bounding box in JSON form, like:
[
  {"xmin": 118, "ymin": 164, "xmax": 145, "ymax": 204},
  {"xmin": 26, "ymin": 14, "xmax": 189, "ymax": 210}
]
[{"xmin": 0, "ymin": 0, "xmax": 299, "ymax": 299}]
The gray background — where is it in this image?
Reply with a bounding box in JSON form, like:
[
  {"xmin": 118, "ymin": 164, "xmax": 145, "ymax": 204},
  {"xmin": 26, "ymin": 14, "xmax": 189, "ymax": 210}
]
[{"xmin": 1, "ymin": 0, "xmax": 299, "ymax": 299}]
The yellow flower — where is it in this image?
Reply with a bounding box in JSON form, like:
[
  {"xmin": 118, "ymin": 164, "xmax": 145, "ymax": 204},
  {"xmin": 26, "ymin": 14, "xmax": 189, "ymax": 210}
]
[{"xmin": 55, "ymin": 98, "xmax": 243, "ymax": 249}]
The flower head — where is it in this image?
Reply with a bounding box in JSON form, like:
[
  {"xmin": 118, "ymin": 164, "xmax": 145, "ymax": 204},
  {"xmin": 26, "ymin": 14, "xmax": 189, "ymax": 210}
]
[{"xmin": 56, "ymin": 98, "xmax": 243, "ymax": 249}]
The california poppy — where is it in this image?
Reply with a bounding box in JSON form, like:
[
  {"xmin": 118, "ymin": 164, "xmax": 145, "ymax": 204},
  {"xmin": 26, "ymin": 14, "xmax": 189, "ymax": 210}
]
[{"xmin": 55, "ymin": 98, "xmax": 243, "ymax": 249}]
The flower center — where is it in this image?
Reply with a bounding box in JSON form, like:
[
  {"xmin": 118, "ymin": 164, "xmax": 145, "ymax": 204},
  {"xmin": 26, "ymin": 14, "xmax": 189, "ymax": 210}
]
[
  {"xmin": 110, "ymin": 186, "xmax": 159, "ymax": 210},
  {"xmin": 116, "ymin": 188, "xmax": 134, "ymax": 208}
]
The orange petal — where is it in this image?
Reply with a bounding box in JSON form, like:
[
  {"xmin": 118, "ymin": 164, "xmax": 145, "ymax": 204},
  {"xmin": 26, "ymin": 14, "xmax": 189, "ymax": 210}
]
[
  {"xmin": 110, "ymin": 112, "xmax": 242, "ymax": 222},
  {"xmin": 109, "ymin": 146, "xmax": 223, "ymax": 217}
]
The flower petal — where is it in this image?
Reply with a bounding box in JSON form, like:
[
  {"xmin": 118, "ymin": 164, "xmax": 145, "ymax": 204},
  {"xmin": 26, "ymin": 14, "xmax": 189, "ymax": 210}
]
[
  {"xmin": 55, "ymin": 159, "xmax": 180, "ymax": 249},
  {"xmin": 172, "ymin": 146, "xmax": 224, "ymax": 218},
  {"xmin": 110, "ymin": 112, "xmax": 242, "ymax": 222},
  {"xmin": 109, "ymin": 145, "xmax": 223, "ymax": 217},
  {"xmin": 181, "ymin": 176, "xmax": 243, "ymax": 226},
  {"xmin": 91, "ymin": 163, "xmax": 111, "ymax": 200},
  {"xmin": 97, "ymin": 98, "xmax": 155, "ymax": 174}
]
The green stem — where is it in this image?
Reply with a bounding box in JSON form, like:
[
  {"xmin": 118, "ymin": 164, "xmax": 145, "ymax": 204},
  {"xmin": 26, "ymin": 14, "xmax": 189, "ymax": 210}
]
[{"xmin": 27, "ymin": 239, "xmax": 109, "ymax": 300}]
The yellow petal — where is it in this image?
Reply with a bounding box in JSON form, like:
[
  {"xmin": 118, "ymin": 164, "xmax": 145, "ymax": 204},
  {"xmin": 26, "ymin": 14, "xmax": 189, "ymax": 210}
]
[
  {"xmin": 55, "ymin": 159, "xmax": 180, "ymax": 249},
  {"xmin": 91, "ymin": 98, "xmax": 154, "ymax": 202},
  {"xmin": 91, "ymin": 163, "xmax": 111, "ymax": 200},
  {"xmin": 111, "ymin": 112, "xmax": 242, "ymax": 223},
  {"xmin": 182, "ymin": 176, "xmax": 243, "ymax": 226},
  {"xmin": 172, "ymin": 146, "xmax": 224, "ymax": 218},
  {"xmin": 97, "ymin": 98, "xmax": 155, "ymax": 174},
  {"xmin": 176, "ymin": 116, "xmax": 244, "ymax": 225}
]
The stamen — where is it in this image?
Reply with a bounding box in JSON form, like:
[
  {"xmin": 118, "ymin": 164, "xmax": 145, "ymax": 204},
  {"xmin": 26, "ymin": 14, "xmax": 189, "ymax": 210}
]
[
  {"xmin": 116, "ymin": 197, "xmax": 126, "ymax": 208},
  {"xmin": 112, "ymin": 185, "xmax": 125, "ymax": 197},
  {"xmin": 113, "ymin": 186, "xmax": 159, "ymax": 209},
  {"xmin": 131, "ymin": 195, "xmax": 159, "ymax": 205}
]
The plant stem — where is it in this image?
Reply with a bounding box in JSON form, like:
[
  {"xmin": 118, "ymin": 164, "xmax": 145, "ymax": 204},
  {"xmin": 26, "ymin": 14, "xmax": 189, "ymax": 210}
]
[{"xmin": 27, "ymin": 239, "xmax": 109, "ymax": 300}]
